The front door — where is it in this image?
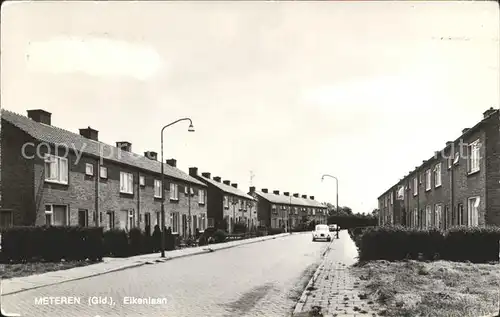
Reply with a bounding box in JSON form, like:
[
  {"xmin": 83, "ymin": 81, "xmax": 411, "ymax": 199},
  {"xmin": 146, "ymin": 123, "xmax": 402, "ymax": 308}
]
[
  {"xmin": 182, "ymin": 214, "xmax": 188, "ymax": 238},
  {"xmin": 193, "ymin": 215, "xmax": 197, "ymax": 235},
  {"xmin": 145, "ymin": 213, "xmax": 151, "ymax": 236}
]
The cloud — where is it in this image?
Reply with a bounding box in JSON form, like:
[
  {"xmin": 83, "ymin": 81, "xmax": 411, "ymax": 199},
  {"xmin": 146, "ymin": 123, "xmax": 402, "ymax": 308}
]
[{"xmin": 26, "ymin": 36, "xmax": 164, "ymax": 80}]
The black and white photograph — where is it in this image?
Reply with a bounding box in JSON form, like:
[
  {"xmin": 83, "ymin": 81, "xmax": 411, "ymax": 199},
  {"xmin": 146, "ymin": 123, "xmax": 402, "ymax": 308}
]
[{"xmin": 0, "ymin": 1, "xmax": 499, "ymax": 316}]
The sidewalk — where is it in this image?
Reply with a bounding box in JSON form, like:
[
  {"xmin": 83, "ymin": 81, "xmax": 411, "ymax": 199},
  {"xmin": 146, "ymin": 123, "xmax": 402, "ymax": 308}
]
[
  {"xmin": 1, "ymin": 232, "xmax": 290, "ymax": 296},
  {"xmin": 293, "ymin": 230, "xmax": 380, "ymax": 317}
]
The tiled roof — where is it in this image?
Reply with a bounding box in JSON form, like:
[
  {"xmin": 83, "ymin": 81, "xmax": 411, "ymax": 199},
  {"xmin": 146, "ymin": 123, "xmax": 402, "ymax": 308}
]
[
  {"xmin": 254, "ymin": 191, "xmax": 327, "ymax": 208},
  {"xmin": 198, "ymin": 176, "xmax": 255, "ymax": 200},
  {"xmin": 1, "ymin": 109, "xmax": 206, "ymax": 186}
]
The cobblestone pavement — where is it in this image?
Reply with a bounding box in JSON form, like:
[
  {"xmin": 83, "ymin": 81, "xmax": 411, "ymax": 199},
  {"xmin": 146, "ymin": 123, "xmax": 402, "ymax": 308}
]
[
  {"xmin": 1, "ymin": 232, "xmax": 333, "ymax": 317},
  {"xmin": 293, "ymin": 231, "xmax": 380, "ymax": 317}
]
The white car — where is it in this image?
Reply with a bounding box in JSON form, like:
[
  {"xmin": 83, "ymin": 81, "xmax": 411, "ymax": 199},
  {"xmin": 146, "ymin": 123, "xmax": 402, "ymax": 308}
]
[{"xmin": 312, "ymin": 224, "xmax": 331, "ymax": 242}]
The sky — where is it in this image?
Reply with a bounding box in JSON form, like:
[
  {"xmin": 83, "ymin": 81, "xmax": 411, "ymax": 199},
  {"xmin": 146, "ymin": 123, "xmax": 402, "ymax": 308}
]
[{"xmin": 1, "ymin": 1, "xmax": 499, "ymax": 214}]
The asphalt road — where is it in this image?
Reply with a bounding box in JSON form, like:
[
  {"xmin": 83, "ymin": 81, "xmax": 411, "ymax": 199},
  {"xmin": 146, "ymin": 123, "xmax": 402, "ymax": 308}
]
[{"xmin": 1, "ymin": 232, "xmax": 333, "ymax": 317}]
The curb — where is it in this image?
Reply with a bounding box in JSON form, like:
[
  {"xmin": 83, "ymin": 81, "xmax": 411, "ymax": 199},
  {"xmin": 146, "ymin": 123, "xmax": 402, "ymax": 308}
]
[
  {"xmin": 2, "ymin": 232, "xmax": 292, "ymax": 295},
  {"xmin": 292, "ymin": 239, "xmax": 334, "ymax": 315}
]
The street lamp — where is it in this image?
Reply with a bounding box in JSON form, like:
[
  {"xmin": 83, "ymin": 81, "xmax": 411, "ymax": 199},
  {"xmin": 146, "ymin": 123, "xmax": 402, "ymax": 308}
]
[
  {"xmin": 321, "ymin": 174, "xmax": 339, "ymax": 215},
  {"xmin": 160, "ymin": 118, "xmax": 195, "ymax": 258}
]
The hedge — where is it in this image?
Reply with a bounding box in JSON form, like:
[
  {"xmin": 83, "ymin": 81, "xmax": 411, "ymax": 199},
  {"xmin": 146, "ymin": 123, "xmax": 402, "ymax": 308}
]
[
  {"xmin": 1, "ymin": 226, "xmax": 104, "ymax": 263},
  {"xmin": 356, "ymin": 225, "xmax": 500, "ymax": 263}
]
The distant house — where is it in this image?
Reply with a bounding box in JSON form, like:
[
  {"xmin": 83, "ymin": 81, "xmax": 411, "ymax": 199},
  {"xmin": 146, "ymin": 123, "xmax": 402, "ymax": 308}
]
[
  {"xmin": 249, "ymin": 187, "xmax": 328, "ymax": 230},
  {"xmin": 189, "ymin": 168, "xmax": 257, "ymax": 233},
  {"xmin": 0, "ymin": 108, "xmax": 207, "ymax": 238},
  {"xmin": 378, "ymin": 107, "xmax": 500, "ymax": 229}
]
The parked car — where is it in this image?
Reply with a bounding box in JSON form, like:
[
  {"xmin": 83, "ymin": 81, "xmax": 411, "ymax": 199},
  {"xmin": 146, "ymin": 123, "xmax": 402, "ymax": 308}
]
[{"xmin": 312, "ymin": 224, "xmax": 331, "ymax": 242}]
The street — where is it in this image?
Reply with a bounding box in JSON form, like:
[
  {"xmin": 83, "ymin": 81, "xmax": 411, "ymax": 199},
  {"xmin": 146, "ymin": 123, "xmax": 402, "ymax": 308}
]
[{"xmin": 2, "ymin": 233, "xmax": 336, "ymax": 317}]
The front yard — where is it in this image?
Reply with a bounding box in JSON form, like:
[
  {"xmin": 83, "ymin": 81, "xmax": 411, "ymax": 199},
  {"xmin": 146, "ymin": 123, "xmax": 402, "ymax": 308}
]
[
  {"xmin": 351, "ymin": 259, "xmax": 500, "ymax": 317},
  {"xmin": 0, "ymin": 259, "xmax": 101, "ymax": 279}
]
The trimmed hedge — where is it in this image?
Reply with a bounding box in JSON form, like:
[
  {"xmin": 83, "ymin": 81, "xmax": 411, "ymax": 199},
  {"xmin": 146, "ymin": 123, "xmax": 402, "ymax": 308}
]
[
  {"xmin": 357, "ymin": 225, "xmax": 500, "ymax": 263},
  {"xmin": 1, "ymin": 226, "xmax": 104, "ymax": 263}
]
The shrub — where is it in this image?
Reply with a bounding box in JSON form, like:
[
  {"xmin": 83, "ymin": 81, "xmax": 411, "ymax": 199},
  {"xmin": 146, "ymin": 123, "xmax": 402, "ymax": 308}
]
[
  {"xmin": 129, "ymin": 228, "xmax": 147, "ymax": 256},
  {"xmin": 233, "ymin": 223, "xmax": 247, "ymax": 234},
  {"xmin": 1, "ymin": 226, "xmax": 103, "ymax": 263},
  {"xmin": 356, "ymin": 225, "xmax": 500, "ymax": 263},
  {"xmin": 213, "ymin": 229, "xmax": 227, "ymax": 243},
  {"xmin": 103, "ymin": 229, "xmax": 129, "ymax": 257},
  {"xmin": 268, "ymin": 228, "xmax": 284, "ymax": 235}
]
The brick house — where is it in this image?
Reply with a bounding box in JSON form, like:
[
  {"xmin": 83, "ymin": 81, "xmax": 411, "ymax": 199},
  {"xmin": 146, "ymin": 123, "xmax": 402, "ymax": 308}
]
[
  {"xmin": 0, "ymin": 109, "xmax": 208, "ymax": 238},
  {"xmin": 188, "ymin": 167, "xmax": 257, "ymax": 233},
  {"xmin": 249, "ymin": 187, "xmax": 328, "ymax": 230},
  {"xmin": 378, "ymin": 107, "xmax": 500, "ymax": 229}
]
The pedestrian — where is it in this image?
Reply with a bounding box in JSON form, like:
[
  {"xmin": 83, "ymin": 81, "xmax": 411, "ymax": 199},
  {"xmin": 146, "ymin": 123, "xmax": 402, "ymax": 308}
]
[{"xmin": 152, "ymin": 224, "xmax": 161, "ymax": 252}]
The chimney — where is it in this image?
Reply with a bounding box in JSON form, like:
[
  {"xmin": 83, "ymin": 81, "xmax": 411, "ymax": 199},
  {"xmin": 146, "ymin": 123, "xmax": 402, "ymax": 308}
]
[
  {"xmin": 144, "ymin": 151, "xmax": 158, "ymax": 161},
  {"xmin": 302, "ymin": 195, "xmax": 307, "ymax": 199},
  {"xmin": 79, "ymin": 126, "xmax": 99, "ymax": 141},
  {"xmin": 223, "ymin": 180, "xmax": 231, "ymax": 185},
  {"xmin": 262, "ymin": 188, "xmax": 268, "ymax": 193},
  {"xmin": 273, "ymin": 190, "xmax": 280, "ymax": 195},
  {"xmin": 249, "ymin": 186, "xmax": 256, "ymax": 193},
  {"xmin": 284, "ymin": 192, "xmax": 290, "ymax": 196},
  {"xmin": 462, "ymin": 128, "xmax": 470, "ymax": 134},
  {"xmin": 213, "ymin": 176, "xmax": 221, "ymax": 183},
  {"xmin": 189, "ymin": 167, "xmax": 198, "ymax": 177},
  {"xmin": 116, "ymin": 141, "xmax": 132, "ymax": 152},
  {"xmin": 446, "ymin": 141, "xmax": 453, "ymax": 146},
  {"xmin": 483, "ymin": 107, "xmax": 496, "ymax": 119},
  {"xmin": 231, "ymin": 183, "xmax": 238, "ymax": 188},
  {"xmin": 310, "ymin": 196, "xmax": 315, "ymax": 200},
  {"xmin": 27, "ymin": 109, "xmax": 52, "ymax": 125},
  {"xmin": 166, "ymin": 159, "xmax": 177, "ymax": 167},
  {"xmin": 201, "ymin": 172, "xmax": 211, "ymax": 179},
  {"xmin": 293, "ymin": 193, "xmax": 299, "ymax": 197}
]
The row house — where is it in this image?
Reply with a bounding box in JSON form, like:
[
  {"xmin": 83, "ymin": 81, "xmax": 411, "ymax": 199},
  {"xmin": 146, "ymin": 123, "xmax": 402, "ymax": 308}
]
[
  {"xmin": 378, "ymin": 107, "xmax": 500, "ymax": 229},
  {"xmin": 188, "ymin": 168, "xmax": 257, "ymax": 233},
  {"xmin": 0, "ymin": 109, "xmax": 208, "ymax": 238},
  {"xmin": 249, "ymin": 187, "xmax": 328, "ymax": 229}
]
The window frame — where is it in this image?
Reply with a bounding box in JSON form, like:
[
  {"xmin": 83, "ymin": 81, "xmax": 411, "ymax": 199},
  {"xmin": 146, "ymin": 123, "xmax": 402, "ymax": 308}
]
[
  {"xmin": 45, "ymin": 204, "xmax": 69, "ymax": 226},
  {"xmin": 425, "ymin": 169, "xmax": 431, "ymax": 191},
  {"xmin": 44, "ymin": 154, "xmax": 69, "ymax": 185},
  {"xmin": 139, "ymin": 175, "xmax": 145, "ymax": 187},
  {"xmin": 120, "ymin": 171, "xmax": 134, "ymax": 194},
  {"xmin": 434, "ymin": 204, "xmax": 442, "ymax": 229},
  {"xmin": 170, "ymin": 183, "xmax": 179, "ymax": 201},
  {"xmin": 154, "ymin": 179, "xmax": 162, "ymax": 198},
  {"xmin": 100, "ymin": 166, "xmax": 108, "ymax": 179},
  {"xmin": 434, "ymin": 163, "xmax": 442, "ymax": 188},
  {"xmin": 413, "ymin": 177, "xmax": 418, "ymax": 196},
  {"xmin": 425, "ymin": 205, "xmax": 432, "ymax": 228},
  {"xmin": 467, "ymin": 196, "xmax": 480, "ymax": 227},
  {"xmin": 198, "ymin": 189, "xmax": 205, "ymax": 205},
  {"xmin": 467, "ymin": 139, "xmax": 480, "ymax": 174}
]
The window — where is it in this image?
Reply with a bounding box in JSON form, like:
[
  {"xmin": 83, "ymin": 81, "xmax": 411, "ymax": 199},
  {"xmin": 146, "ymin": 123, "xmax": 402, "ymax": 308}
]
[
  {"xmin": 184, "ymin": 186, "xmax": 189, "ymax": 195},
  {"xmin": 107, "ymin": 211, "xmax": 115, "ymax": 230},
  {"xmin": 156, "ymin": 211, "xmax": 161, "ymax": 226},
  {"xmin": 45, "ymin": 204, "xmax": 68, "ymax": 226},
  {"xmin": 199, "ymin": 213, "xmax": 206, "ymax": 231},
  {"xmin": 78, "ymin": 209, "xmax": 88, "ymax": 227},
  {"xmin": 44, "ymin": 155, "xmax": 69, "ymax": 184},
  {"xmin": 239, "ymin": 199, "xmax": 243, "ymax": 210},
  {"xmin": 453, "ymin": 152, "xmax": 460, "ymax": 165},
  {"xmin": 457, "ymin": 203, "xmax": 464, "ymax": 226},
  {"xmin": 120, "ymin": 172, "xmax": 133, "ymax": 194},
  {"xmin": 85, "ymin": 163, "xmax": 94, "ymax": 176},
  {"xmin": 190, "ymin": 187, "xmax": 194, "ymax": 196},
  {"xmin": 170, "ymin": 183, "xmax": 179, "ymax": 200},
  {"xmin": 467, "ymin": 196, "xmax": 480, "ymax": 227},
  {"xmin": 425, "ymin": 169, "xmax": 431, "ymax": 191},
  {"xmin": 434, "ymin": 204, "xmax": 442, "ymax": 229},
  {"xmin": 171, "ymin": 212, "xmax": 179, "ymax": 233},
  {"xmin": 413, "ymin": 208, "xmax": 418, "ymax": 228},
  {"xmin": 139, "ymin": 175, "xmax": 145, "ymax": 186},
  {"xmin": 467, "ymin": 140, "xmax": 480, "ymax": 174},
  {"xmin": 413, "ymin": 177, "xmax": 418, "ymax": 196},
  {"xmin": 0, "ymin": 210, "xmax": 13, "ymax": 229},
  {"xmin": 154, "ymin": 180, "xmax": 162, "ymax": 198},
  {"xmin": 448, "ymin": 155, "xmax": 452, "ymax": 169},
  {"xmin": 198, "ymin": 189, "xmax": 205, "ymax": 204},
  {"xmin": 390, "ymin": 192, "xmax": 394, "ymax": 205},
  {"xmin": 425, "ymin": 205, "xmax": 432, "ymax": 228},
  {"xmin": 224, "ymin": 196, "xmax": 229, "ymax": 208},
  {"xmin": 384, "ymin": 198, "xmax": 387, "ymax": 207},
  {"xmin": 434, "ymin": 163, "xmax": 442, "ymax": 187},
  {"xmin": 100, "ymin": 166, "xmax": 108, "ymax": 179},
  {"xmin": 127, "ymin": 210, "xmax": 135, "ymax": 230},
  {"xmin": 208, "ymin": 218, "xmax": 215, "ymax": 228}
]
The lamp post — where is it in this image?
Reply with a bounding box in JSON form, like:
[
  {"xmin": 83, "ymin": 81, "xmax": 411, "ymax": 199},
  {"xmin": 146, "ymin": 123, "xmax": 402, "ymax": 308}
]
[
  {"xmin": 321, "ymin": 174, "xmax": 339, "ymax": 215},
  {"xmin": 160, "ymin": 118, "xmax": 195, "ymax": 258}
]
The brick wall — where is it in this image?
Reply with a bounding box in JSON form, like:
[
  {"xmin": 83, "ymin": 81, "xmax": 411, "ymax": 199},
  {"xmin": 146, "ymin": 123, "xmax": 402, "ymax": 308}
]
[{"xmin": 1, "ymin": 120, "xmax": 36, "ymax": 225}]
